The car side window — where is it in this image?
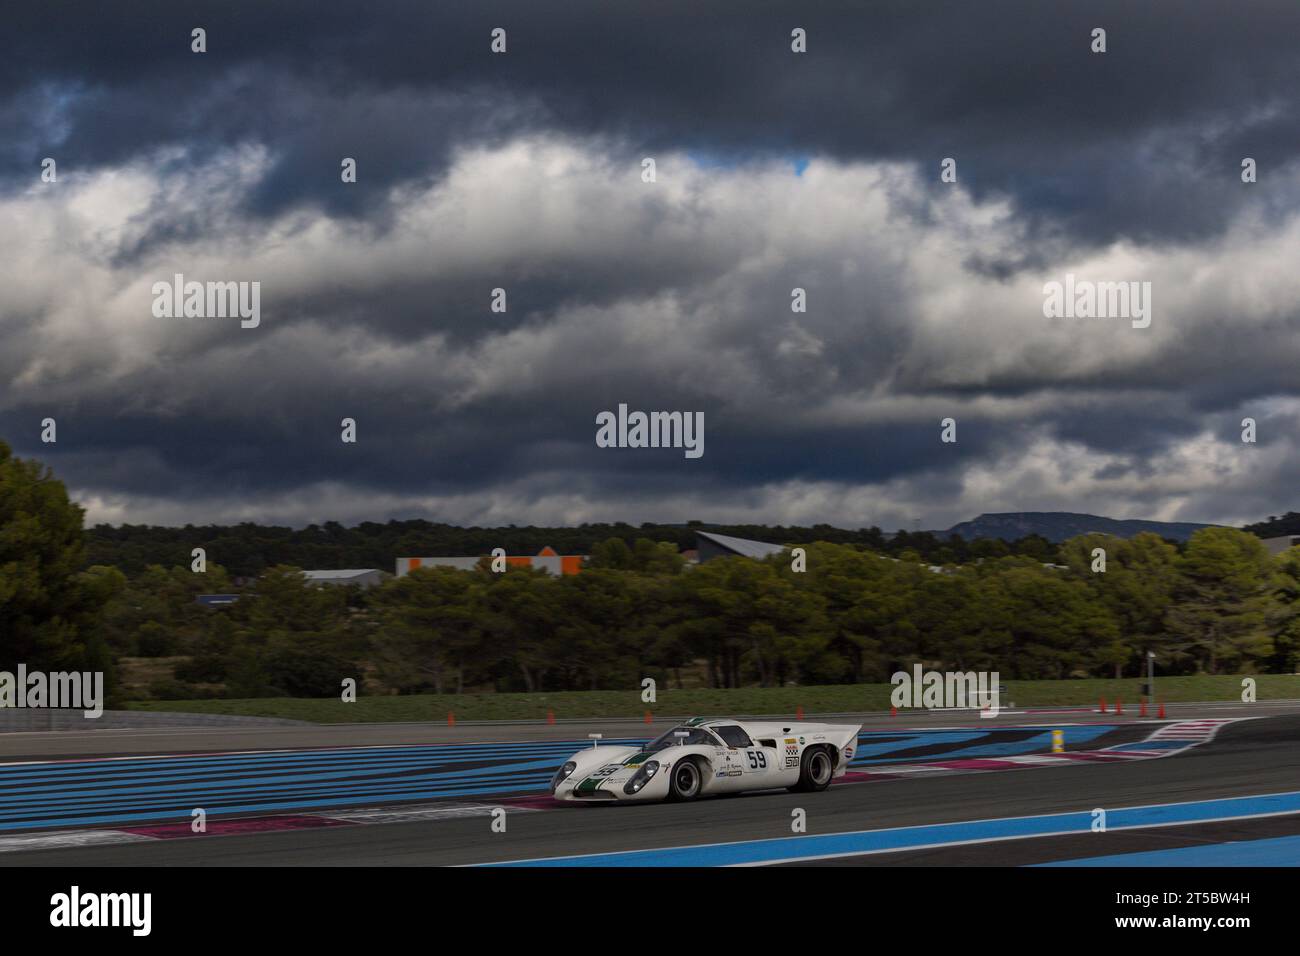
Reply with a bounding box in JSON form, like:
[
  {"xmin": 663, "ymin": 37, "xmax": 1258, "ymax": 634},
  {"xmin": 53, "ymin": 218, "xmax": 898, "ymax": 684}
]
[{"xmin": 713, "ymin": 725, "xmax": 754, "ymax": 749}]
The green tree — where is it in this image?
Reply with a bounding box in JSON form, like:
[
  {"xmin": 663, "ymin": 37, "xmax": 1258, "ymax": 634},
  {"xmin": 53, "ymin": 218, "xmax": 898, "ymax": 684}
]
[
  {"xmin": 587, "ymin": 536, "xmax": 684, "ymax": 574},
  {"xmin": 908, "ymin": 571, "xmax": 1007, "ymax": 674},
  {"xmin": 670, "ymin": 557, "xmax": 826, "ymax": 687},
  {"xmin": 1165, "ymin": 528, "xmax": 1282, "ymax": 673},
  {"xmin": 1059, "ymin": 532, "xmax": 1180, "ymax": 676},
  {"xmin": 587, "ymin": 537, "xmax": 634, "ymax": 569},
  {"xmin": 1270, "ymin": 546, "xmax": 1300, "ymax": 673},
  {"xmin": 965, "ymin": 558, "xmax": 1119, "ymax": 679},
  {"xmin": 789, "ymin": 543, "xmax": 915, "ymax": 682},
  {"xmin": 99, "ymin": 563, "xmax": 233, "ymax": 657},
  {"xmin": 553, "ymin": 568, "xmax": 643, "ymax": 690},
  {"xmin": 0, "ymin": 441, "xmax": 115, "ymax": 685},
  {"xmin": 233, "ymin": 565, "xmax": 349, "ymax": 640},
  {"xmin": 370, "ymin": 567, "xmax": 483, "ymax": 693},
  {"xmin": 478, "ymin": 567, "xmax": 562, "ymax": 692}
]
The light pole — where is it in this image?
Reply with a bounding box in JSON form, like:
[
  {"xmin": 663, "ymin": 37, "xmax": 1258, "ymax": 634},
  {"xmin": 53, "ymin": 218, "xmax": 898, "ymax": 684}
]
[{"xmin": 1145, "ymin": 651, "xmax": 1156, "ymax": 712}]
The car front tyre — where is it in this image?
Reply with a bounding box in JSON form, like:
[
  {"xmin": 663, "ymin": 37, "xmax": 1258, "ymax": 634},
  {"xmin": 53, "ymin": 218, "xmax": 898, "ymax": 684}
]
[
  {"xmin": 667, "ymin": 758, "xmax": 703, "ymax": 801},
  {"xmin": 790, "ymin": 747, "xmax": 834, "ymax": 793}
]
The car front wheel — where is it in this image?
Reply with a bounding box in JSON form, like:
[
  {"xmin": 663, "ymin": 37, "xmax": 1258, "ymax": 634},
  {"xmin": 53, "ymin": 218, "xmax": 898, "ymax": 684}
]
[{"xmin": 667, "ymin": 758, "xmax": 703, "ymax": 801}]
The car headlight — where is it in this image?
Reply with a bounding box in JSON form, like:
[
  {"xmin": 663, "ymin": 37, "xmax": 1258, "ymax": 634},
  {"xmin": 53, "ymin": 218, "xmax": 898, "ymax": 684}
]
[
  {"xmin": 623, "ymin": 760, "xmax": 660, "ymax": 795},
  {"xmin": 551, "ymin": 761, "xmax": 577, "ymax": 791}
]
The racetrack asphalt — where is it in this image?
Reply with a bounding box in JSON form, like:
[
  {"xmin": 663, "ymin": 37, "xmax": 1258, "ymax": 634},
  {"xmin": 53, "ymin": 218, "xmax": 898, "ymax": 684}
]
[{"xmin": 2, "ymin": 707, "xmax": 1297, "ymax": 866}]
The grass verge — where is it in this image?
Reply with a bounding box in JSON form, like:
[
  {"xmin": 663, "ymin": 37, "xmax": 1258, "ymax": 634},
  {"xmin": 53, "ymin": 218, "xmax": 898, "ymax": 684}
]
[{"xmin": 123, "ymin": 674, "xmax": 1299, "ymax": 723}]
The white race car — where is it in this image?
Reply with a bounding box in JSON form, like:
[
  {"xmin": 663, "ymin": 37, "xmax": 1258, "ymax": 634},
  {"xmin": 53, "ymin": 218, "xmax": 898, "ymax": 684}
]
[{"xmin": 550, "ymin": 717, "xmax": 862, "ymax": 803}]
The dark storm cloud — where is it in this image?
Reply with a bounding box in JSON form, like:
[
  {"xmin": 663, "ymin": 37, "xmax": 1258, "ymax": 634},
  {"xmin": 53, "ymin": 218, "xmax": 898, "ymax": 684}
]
[
  {"xmin": 2, "ymin": 1, "xmax": 1300, "ymax": 530},
  {"xmin": 5, "ymin": 1, "xmax": 1300, "ymax": 242}
]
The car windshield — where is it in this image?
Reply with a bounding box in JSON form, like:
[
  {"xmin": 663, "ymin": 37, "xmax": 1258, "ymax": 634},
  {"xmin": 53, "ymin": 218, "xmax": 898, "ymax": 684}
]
[{"xmin": 643, "ymin": 727, "xmax": 718, "ymax": 752}]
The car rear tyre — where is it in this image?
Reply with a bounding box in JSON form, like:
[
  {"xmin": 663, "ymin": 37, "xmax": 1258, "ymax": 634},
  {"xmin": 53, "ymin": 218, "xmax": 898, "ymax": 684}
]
[
  {"xmin": 668, "ymin": 758, "xmax": 703, "ymax": 801},
  {"xmin": 790, "ymin": 747, "xmax": 834, "ymax": 793}
]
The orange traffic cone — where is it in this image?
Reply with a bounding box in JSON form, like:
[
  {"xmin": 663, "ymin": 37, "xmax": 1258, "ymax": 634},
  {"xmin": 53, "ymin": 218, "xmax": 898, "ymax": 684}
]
[
  {"xmin": 796, "ymin": 705, "xmax": 804, "ymax": 719},
  {"xmin": 1116, "ymin": 699, "xmax": 1123, "ymax": 715},
  {"xmin": 644, "ymin": 710, "xmax": 653, "ymax": 724},
  {"xmin": 1158, "ymin": 700, "xmax": 1166, "ymax": 718},
  {"xmin": 1140, "ymin": 698, "xmax": 1147, "ymax": 717},
  {"xmin": 447, "ymin": 711, "xmax": 455, "ymax": 726},
  {"xmin": 890, "ymin": 705, "xmax": 897, "ymax": 717},
  {"xmin": 1099, "ymin": 696, "xmax": 1107, "ymax": 713},
  {"xmin": 546, "ymin": 710, "xmax": 555, "ymax": 725}
]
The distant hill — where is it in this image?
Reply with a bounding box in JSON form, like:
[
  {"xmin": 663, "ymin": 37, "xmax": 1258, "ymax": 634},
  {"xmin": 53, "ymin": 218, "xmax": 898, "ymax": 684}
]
[{"xmin": 944, "ymin": 512, "xmax": 1218, "ymax": 543}]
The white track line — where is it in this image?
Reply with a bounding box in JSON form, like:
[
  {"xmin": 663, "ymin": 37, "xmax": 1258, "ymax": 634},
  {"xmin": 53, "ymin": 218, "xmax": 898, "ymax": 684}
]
[
  {"xmin": 0, "ymin": 829, "xmax": 158, "ymax": 854},
  {"xmin": 324, "ymin": 803, "xmax": 537, "ymax": 824}
]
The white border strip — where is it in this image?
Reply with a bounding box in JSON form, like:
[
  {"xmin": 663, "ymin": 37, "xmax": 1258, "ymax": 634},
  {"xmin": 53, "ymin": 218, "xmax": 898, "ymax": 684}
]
[{"xmin": 484, "ymin": 785, "xmax": 1300, "ymax": 867}]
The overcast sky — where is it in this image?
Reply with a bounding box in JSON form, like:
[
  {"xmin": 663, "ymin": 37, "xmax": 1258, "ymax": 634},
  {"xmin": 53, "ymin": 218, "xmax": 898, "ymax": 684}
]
[{"xmin": 2, "ymin": 1, "xmax": 1298, "ymax": 531}]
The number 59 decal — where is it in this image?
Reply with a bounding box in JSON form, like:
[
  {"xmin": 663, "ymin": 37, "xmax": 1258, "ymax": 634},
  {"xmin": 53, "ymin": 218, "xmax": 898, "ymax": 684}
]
[{"xmin": 746, "ymin": 750, "xmax": 768, "ymax": 770}]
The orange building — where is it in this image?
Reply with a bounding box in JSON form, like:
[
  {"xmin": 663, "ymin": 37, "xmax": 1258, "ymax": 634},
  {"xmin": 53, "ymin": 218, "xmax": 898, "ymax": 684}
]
[{"xmin": 396, "ymin": 546, "xmax": 585, "ymax": 577}]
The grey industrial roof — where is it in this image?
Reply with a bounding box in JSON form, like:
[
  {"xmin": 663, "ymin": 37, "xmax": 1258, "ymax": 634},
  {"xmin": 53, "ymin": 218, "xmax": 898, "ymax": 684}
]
[
  {"xmin": 695, "ymin": 531, "xmax": 787, "ymax": 559},
  {"xmin": 301, "ymin": 569, "xmax": 383, "ymax": 580}
]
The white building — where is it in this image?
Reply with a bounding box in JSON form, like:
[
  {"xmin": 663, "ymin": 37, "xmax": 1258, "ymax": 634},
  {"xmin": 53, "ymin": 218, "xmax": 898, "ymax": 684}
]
[{"xmin": 301, "ymin": 569, "xmax": 388, "ymax": 588}]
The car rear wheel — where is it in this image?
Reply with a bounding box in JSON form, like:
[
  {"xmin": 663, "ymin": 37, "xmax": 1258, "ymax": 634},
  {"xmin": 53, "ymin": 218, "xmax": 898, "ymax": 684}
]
[
  {"xmin": 668, "ymin": 758, "xmax": 703, "ymax": 801},
  {"xmin": 790, "ymin": 747, "xmax": 834, "ymax": 793}
]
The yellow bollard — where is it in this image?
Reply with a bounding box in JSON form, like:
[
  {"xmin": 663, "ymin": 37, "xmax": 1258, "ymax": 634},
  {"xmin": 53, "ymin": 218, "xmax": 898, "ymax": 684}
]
[{"xmin": 1051, "ymin": 729, "xmax": 1064, "ymax": 754}]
